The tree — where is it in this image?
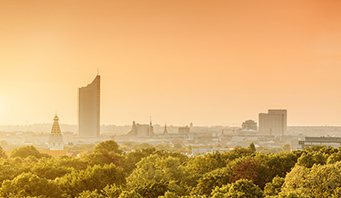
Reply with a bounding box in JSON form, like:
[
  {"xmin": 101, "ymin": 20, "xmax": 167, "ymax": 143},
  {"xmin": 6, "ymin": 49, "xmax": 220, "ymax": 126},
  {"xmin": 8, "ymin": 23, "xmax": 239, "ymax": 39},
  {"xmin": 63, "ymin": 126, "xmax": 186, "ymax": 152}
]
[
  {"xmin": 134, "ymin": 181, "xmax": 169, "ymax": 198},
  {"xmin": 191, "ymin": 167, "xmax": 232, "ymax": 196},
  {"xmin": 297, "ymin": 152, "xmax": 326, "ymax": 168},
  {"xmin": 58, "ymin": 164, "xmax": 126, "ymax": 197},
  {"xmin": 249, "ymin": 143, "xmax": 256, "ymax": 153},
  {"xmin": 229, "ymin": 179, "xmax": 264, "ymax": 197},
  {"xmin": 118, "ymin": 190, "xmax": 142, "ymax": 198},
  {"xmin": 211, "ymin": 179, "xmax": 264, "ymax": 198},
  {"xmin": 327, "ymin": 151, "xmax": 341, "ymax": 164},
  {"xmin": 127, "ymin": 154, "xmax": 185, "ymax": 189},
  {"xmin": 121, "ymin": 147, "xmax": 156, "ymax": 174},
  {"xmin": 82, "ymin": 152, "xmax": 122, "ymax": 167},
  {"xmin": 30, "ymin": 157, "xmax": 71, "ymax": 180},
  {"xmin": 229, "ymin": 157, "xmax": 262, "ymax": 187},
  {"xmin": 0, "ymin": 172, "xmax": 62, "ymax": 198},
  {"xmin": 9, "ymin": 145, "xmax": 44, "ymax": 159},
  {"xmin": 264, "ymin": 176, "xmax": 285, "ymax": 196},
  {"xmin": 93, "ymin": 140, "xmax": 123, "ymax": 155},
  {"xmin": 282, "ymin": 144, "xmax": 292, "ymax": 152},
  {"xmin": 0, "ymin": 146, "xmax": 7, "ymax": 158}
]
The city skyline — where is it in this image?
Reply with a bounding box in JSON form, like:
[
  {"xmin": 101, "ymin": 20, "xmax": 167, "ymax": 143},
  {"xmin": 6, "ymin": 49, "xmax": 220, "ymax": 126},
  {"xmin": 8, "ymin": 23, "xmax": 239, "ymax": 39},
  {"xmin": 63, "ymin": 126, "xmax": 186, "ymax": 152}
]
[{"xmin": 0, "ymin": 0, "xmax": 341, "ymax": 126}]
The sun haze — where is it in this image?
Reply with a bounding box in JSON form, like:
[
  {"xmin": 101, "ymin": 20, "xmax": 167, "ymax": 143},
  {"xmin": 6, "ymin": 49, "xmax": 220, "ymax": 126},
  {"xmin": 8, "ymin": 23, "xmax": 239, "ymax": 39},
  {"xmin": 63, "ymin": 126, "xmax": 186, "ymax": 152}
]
[{"xmin": 0, "ymin": 0, "xmax": 340, "ymax": 126}]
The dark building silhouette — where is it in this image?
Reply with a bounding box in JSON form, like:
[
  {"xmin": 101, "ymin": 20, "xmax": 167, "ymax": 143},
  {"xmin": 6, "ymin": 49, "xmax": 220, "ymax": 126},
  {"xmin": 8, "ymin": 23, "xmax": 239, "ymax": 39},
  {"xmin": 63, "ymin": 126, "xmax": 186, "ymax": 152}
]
[{"xmin": 78, "ymin": 75, "xmax": 100, "ymax": 137}]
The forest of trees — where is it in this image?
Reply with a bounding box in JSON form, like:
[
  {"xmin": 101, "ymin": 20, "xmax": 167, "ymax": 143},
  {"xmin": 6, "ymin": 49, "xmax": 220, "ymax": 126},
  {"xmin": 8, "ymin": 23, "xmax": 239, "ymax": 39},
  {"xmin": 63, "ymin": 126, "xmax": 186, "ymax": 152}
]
[{"xmin": 1, "ymin": 141, "xmax": 341, "ymax": 197}]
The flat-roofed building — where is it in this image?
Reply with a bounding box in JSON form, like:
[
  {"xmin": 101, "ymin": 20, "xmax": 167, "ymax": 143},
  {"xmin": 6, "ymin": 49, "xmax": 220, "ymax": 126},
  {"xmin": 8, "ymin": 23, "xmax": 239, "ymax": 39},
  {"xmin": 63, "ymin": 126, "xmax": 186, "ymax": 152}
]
[{"xmin": 259, "ymin": 109, "xmax": 287, "ymax": 136}]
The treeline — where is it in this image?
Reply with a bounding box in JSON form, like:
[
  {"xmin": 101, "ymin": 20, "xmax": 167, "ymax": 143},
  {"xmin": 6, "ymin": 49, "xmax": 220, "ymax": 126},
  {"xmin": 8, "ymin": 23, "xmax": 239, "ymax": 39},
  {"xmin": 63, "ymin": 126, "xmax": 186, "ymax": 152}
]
[{"xmin": 1, "ymin": 142, "xmax": 341, "ymax": 197}]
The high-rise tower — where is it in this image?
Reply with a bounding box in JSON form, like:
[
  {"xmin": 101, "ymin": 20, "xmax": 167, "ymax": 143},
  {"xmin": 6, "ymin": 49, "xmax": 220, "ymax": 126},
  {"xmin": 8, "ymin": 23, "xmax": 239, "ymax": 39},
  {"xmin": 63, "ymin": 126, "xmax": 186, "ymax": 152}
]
[{"xmin": 78, "ymin": 75, "xmax": 100, "ymax": 137}]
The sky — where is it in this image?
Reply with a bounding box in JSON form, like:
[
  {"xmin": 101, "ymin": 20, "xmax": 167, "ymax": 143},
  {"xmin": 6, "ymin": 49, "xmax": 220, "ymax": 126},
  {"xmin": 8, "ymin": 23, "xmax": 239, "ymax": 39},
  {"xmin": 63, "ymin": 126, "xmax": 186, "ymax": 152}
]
[{"xmin": 0, "ymin": 0, "xmax": 341, "ymax": 126}]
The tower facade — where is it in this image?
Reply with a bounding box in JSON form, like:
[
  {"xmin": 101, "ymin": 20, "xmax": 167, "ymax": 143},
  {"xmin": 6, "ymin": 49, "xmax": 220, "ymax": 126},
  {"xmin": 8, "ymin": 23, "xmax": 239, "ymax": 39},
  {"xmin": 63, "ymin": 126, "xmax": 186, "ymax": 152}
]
[
  {"xmin": 48, "ymin": 114, "xmax": 64, "ymax": 150},
  {"xmin": 78, "ymin": 75, "xmax": 100, "ymax": 137},
  {"xmin": 259, "ymin": 109, "xmax": 287, "ymax": 136}
]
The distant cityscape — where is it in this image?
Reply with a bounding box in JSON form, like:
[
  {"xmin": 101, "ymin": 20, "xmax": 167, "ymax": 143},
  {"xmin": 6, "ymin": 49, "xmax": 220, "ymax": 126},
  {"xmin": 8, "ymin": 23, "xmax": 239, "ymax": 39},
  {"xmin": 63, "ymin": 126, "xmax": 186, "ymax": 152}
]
[{"xmin": 1, "ymin": 75, "xmax": 341, "ymax": 155}]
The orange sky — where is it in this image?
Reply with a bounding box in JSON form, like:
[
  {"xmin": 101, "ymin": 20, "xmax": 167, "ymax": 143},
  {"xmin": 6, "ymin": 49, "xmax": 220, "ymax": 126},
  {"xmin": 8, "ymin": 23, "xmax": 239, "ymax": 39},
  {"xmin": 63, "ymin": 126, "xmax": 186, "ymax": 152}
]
[{"xmin": 0, "ymin": 0, "xmax": 341, "ymax": 126}]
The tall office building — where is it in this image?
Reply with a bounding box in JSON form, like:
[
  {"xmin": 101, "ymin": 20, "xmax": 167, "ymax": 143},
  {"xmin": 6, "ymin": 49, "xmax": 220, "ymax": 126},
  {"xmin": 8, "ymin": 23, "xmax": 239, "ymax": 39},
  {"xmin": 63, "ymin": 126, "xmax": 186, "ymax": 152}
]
[
  {"xmin": 78, "ymin": 75, "xmax": 100, "ymax": 137},
  {"xmin": 259, "ymin": 109, "xmax": 287, "ymax": 136}
]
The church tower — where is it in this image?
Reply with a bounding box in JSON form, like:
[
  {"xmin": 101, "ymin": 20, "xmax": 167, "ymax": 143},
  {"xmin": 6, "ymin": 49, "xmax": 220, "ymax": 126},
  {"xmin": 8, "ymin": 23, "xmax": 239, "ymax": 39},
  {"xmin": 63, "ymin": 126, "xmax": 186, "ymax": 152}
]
[
  {"xmin": 149, "ymin": 117, "xmax": 154, "ymax": 136},
  {"xmin": 163, "ymin": 123, "xmax": 168, "ymax": 135},
  {"xmin": 48, "ymin": 114, "xmax": 64, "ymax": 150}
]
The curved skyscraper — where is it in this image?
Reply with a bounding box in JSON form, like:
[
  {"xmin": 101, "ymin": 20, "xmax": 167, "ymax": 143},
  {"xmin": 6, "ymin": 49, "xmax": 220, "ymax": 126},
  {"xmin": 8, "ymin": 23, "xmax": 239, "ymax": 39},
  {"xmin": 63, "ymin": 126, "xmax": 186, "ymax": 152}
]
[{"xmin": 78, "ymin": 75, "xmax": 100, "ymax": 137}]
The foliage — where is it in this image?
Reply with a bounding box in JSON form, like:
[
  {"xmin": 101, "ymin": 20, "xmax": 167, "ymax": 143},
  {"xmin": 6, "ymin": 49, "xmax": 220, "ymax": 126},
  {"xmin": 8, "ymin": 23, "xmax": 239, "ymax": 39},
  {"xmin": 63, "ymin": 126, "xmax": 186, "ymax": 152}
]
[
  {"xmin": 229, "ymin": 157, "xmax": 261, "ymax": 186},
  {"xmin": 249, "ymin": 143, "xmax": 256, "ymax": 152},
  {"xmin": 3, "ymin": 143, "xmax": 341, "ymax": 197},
  {"xmin": 134, "ymin": 181, "xmax": 169, "ymax": 198},
  {"xmin": 264, "ymin": 176, "xmax": 285, "ymax": 196},
  {"xmin": 191, "ymin": 167, "xmax": 232, "ymax": 196},
  {"xmin": 296, "ymin": 152, "xmax": 326, "ymax": 168},
  {"xmin": 327, "ymin": 151, "xmax": 341, "ymax": 164},
  {"xmin": 127, "ymin": 154, "xmax": 184, "ymax": 188},
  {"xmin": 93, "ymin": 140, "xmax": 123, "ymax": 154},
  {"xmin": 118, "ymin": 190, "xmax": 142, "ymax": 198},
  {"xmin": 9, "ymin": 145, "xmax": 46, "ymax": 159},
  {"xmin": 211, "ymin": 179, "xmax": 264, "ymax": 198},
  {"xmin": 0, "ymin": 146, "xmax": 7, "ymax": 159},
  {"xmin": 58, "ymin": 163, "xmax": 126, "ymax": 197},
  {"xmin": 282, "ymin": 144, "xmax": 292, "ymax": 152},
  {"xmin": 0, "ymin": 172, "xmax": 62, "ymax": 198}
]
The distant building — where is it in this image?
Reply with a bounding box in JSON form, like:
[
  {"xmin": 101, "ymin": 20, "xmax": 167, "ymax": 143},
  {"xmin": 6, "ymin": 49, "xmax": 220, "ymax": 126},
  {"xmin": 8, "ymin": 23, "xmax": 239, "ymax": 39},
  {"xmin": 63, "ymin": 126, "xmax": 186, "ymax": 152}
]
[
  {"xmin": 259, "ymin": 109, "xmax": 287, "ymax": 136},
  {"xmin": 178, "ymin": 126, "xmax": 190, "ymax": 134},
  {"xmin": 163, "ymin": 123, "xmax": 168, "ymax": 135},
  {"xmin": 48, "ymin": 114, "xmax": 64, "ymax": 150},
  {"xmin": 298, "ymin": 137, "xmax": 341, "ymax": 149},
  {"xmin": 127, "ymin": 120, "xmax": 154, "ymax": 137},
  {"xmin": 242, "ymin": 120, "xmax": 257, "ymax": 131},
  {"xmin": 78, "ymin": 75, "xmax": 100, "ymax": 137}
]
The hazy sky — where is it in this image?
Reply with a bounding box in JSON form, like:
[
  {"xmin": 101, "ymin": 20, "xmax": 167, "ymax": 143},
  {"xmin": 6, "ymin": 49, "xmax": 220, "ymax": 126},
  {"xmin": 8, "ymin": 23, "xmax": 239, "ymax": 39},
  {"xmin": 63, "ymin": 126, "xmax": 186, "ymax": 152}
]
[{"xmin": 0, "ymin": 0, "xmax": 341, "ymax": 126}]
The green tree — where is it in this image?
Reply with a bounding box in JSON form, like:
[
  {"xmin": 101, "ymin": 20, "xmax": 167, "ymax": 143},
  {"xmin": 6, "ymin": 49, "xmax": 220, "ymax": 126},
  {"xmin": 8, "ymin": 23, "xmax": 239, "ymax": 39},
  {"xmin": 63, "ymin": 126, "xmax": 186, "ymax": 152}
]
[
  {"xmin": 56, "ymin": 155, "xmax": 88, "ymax": 170},
  {"xmin": 77, "ymin": 189, "xmax": 105, "ymax": 198},
  {"xmin": 134, "ymin": 181, "xmax": 169, "ymax": 198},
  {"xmin": 249, "ymin": 143, "xmax": 256, "ymax": 152},
  {"xmin": 121, "ymin": 147, "xmax": 156, "ymax": 174},
  {"xmin": 211, "ymin": 179, "xmax": 264, "ymax": 198},
  {"xmin": 58, "ymin": 163, "xmax": 126, "ymax": 197},
  {"xmin": 0, "ymin": 172, "xmax": 62, "ymax": 198},
  {"xmin": 31, "ymin": 157, "xmax": 71, "ymax": 179},
  {"xmin": 191, "ymin": 167, "xmax": 232, "ymax": 196},
  {"xmin": 127, "ymin": 154, "xmax": 184, "ymax": 189},
  {"xmin": 93, "ymin": 140, "xmax": 123, "ymax": 154},
  {"xmin": 9, "ymin": 145, "xmax": 44, "ymax": 159},
  {"xmin": 297, "ymin": 152, "xmax": 326, "ymax": 168},
  {"xmin": 327, "ymin": 151, "xmax": 341, "ymax": 164},
  {"xmin": 118, "ymin": 190, "xmax": 142, "ymax": 198},
  {"xmin": 264, "ymin": 176, "xmax": 285, "ymax": 196},
  {"xmin": 83, "ymin": 152, "xmax": 122, "ymax": 167}
]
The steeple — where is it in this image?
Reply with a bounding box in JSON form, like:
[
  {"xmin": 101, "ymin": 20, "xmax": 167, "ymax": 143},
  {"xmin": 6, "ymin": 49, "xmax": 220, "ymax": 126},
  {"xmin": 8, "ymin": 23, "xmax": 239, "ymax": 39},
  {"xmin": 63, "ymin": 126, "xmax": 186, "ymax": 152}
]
[
  {"xmin": 163, "ymin": 123, "xmax": 168, "ymax": 135},
  {"xmin": 49, "ymin": 114, "xmax": 64, "ymax": 150},
  {"xmin": 149, "ymin": 116, "xmax": 154, "ymax": 136}
]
